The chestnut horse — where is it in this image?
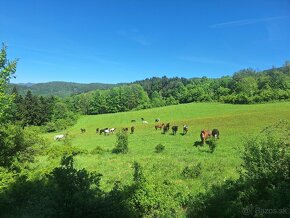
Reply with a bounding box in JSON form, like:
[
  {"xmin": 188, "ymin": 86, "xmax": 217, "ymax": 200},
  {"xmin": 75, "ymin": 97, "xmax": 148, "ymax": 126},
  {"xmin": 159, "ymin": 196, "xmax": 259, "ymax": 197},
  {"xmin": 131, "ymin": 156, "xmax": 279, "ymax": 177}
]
[{"xmin": 200, "ymin": 130, "xmax": 212, "ymax": 144}]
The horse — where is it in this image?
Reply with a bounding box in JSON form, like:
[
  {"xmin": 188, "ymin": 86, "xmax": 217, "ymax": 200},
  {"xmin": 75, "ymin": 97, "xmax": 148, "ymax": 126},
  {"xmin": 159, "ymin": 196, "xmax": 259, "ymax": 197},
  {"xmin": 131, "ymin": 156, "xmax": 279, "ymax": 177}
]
[
  {"xmin": 122, "ymin": 127, "xmax": 129, "ymax": 132},
  {"xmin": 172, "ymin": 126, "xmax": 178, "ymax": 135},
  {"xmin": 163, "ymin": 126, "xmax": 169, "ymax": 134},
  {"xmin": 54, "ymin": 134, "xmax": 65, "ymax": 140},
  {"xmin": 155, "ymin": 118, "xmax": 160, "ymax": 122},
  {"xmin": 131, "ymin": 126, "xmax": 135, "ymax": 134},
  {"xmin": 183, "ymin": 125, "xmax": 189, "ymax": 135},
  {"xmin": 141, "ymin": 118, "xmax": 144, "ymax": 121},
  {"xmin": 110, "ymin": 128, "xmax": 116, "ymax": 134},
  {"xmin": 212, "ymin": 129, "xmax": 220, "ymax": 139},
  {"xmin": 100, "ymin": 128, "xmax": 109, "ymax": 135},
  {"xmin": 200, "ymin": 130, "xmax": 212, "ymax": 144},
  {"xmin": 155, "ymin": 123, "xmax": 164, "ymax": 130},
  {"xmin": 81, "ymin": 128, "xmax": 86, "ymax": 133},
  {"xmin": 96, "ymin": 128, "xmax": 99, "ymax": 134},
  {"xmin": 104, "ymin": 129, "xmax": 110, "ymax": 136},
  {"xmin": 142, "ymin": 121, "xmax": 148, "ymax": 124},
  {"xmin": 165, "ymin": 123, "xmax": 170, "ymax": 129},
  {"xmin": 131, "ymin": 119, "xmax": 136, "ymax": 123}
]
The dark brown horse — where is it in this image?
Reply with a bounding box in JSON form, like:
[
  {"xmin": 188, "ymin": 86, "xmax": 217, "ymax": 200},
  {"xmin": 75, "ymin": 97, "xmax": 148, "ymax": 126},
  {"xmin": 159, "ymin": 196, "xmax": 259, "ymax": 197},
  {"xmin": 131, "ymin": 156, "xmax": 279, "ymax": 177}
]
[
  {"xmin": 131, "ymin": 126, "xmax": 135, "ymax": 134},
  {"xmin": 172, "ymin": 126, "xmax": 178, "ymax": 135},
  {"xmin": 212, "ymin": 129, "xmax": 220, "ymax": 139}
]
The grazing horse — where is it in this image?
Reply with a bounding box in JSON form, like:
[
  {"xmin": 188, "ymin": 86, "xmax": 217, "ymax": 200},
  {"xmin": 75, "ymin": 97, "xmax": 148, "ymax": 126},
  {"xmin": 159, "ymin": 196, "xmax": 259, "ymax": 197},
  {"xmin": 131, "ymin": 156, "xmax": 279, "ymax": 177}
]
[
  {"xmin": 163, "ymin": 123, "xmax": 170, "ymax": 134},
  {"xmin": 81, "ymin": 128, "xmax": 86, "ymax": 133},
  {"xmin": 155, "ymin": 123, "xmax": 164, "ymax": 130},
  {"xmin": 131, "ymin": 126, "xmax": 135, "ymax": 134},
  {"xmin": 163, "ymin": 126, "xmax": 169, "ymax": 134},
  {"xmin": 212, "ymin": 129, "xmax": 220, "ymax": 139},
  {"xmin": 104, "ymin": 129, "xmax": 110, "ymax": 136},
  {"xmin": 155, "ymin": 118, "xmax": 160, "ymax": 122},
  {"xmin": 142, "ymin": 120, "xmax": 148, "ymax": 124},
  {"xmin": 172, "ymin": 126, "xmax": 178, "ymax": 135},
  {"xmin": 122, "ymin": 127, "xmax": 129, "ymax": 132},
  {"xmin": 110, "ymin": 128, "xmax": 116, "ymax": 134},
  {"xmin": 200, "ymin": 130, "xmax": 212, "ymax": 144},
  {"xmin": 54, "ymin": 134, "xmax": 65, "ymax": 140},
  {"xmin": 165, "ymin": 123, "xmax": 170, "ymax": 129},
  {"xmin": 96, "ymin": 128, "xmax": 99, "ymax": 134},
  {"xmin": 183, "ymin": 125, "xmax": 189, "ymax": 135},
  {"xmin": 131, "ymin": 119, "xmax": 136, "ymax": 123},
  {"xmin": 100, "ymin": 128, "xmax": 109, "ymax": 135}
]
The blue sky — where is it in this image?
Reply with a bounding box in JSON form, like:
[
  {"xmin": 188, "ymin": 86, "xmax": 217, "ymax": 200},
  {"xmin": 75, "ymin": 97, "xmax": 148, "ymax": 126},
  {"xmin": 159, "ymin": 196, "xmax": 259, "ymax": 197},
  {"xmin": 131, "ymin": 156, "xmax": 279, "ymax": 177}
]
[{"xmin": 1, "ymin": 0, "xmax": 290, "ymax": 84}]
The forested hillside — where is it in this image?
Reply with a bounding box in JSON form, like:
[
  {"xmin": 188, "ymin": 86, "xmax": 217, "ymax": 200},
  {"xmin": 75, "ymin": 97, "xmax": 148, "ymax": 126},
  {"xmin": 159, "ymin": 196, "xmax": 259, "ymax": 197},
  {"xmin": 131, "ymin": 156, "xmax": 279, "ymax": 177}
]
[
  {"xmin": 8, "ymin": 81, "xmax": 120, "ymax": 97},
  {"xmin": 64, "ymin": 63, "xmax": 290, "ymax": 116}
]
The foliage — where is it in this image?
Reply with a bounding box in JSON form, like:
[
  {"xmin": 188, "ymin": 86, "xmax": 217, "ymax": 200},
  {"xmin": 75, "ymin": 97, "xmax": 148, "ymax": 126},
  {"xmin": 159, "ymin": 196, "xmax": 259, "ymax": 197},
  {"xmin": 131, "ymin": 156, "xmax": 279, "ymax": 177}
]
[
  {"xmin": 112, "ymin": 131, "xmax": 128, "ymax": 154},
  {"xmin": 0, "ymin": 124, "xmax": 44, "ymax": 169},
  {"xmin": 9, "ymin": 88, "xmax": 77, "ymax": 131},
  {"xmin": 0, "ymin": 44, "xmax": 17, "ymax": 123},
  {"xmin": 0, "ymin": 155, "xmax": 106, "ymax": 217},
  {"xmin": 90, "ymin": 146, "xmax": 106, "ymax": 155},
  {"xmin": 187, "ymin": 120, "xmax": 290, "ymax": 217},
  {"xmin": 181, "ymin": 163, "xmax": 202, "ymax": 179},
  {"xmin": 155, "ymin": 143, "xmax": 165, "ymax": 153},
  {"xmin": 208, "ymin": 137, "xmax": 218, "ymax": 153},
  {"xmin": 129, "ymin": 162, "xmax": 180, "ymax": 217}
]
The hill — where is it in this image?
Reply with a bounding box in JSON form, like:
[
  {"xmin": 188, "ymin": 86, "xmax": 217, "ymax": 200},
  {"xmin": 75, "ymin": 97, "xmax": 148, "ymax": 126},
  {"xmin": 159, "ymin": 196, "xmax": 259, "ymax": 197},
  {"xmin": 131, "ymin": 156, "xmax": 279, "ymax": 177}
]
[
  {"xmin": 8, "ymin": 81, "xmax": 121, "ymax": 97},
  {"xmin": 43, "ymin": 102, "xmax": 290, "ymax": 191}
]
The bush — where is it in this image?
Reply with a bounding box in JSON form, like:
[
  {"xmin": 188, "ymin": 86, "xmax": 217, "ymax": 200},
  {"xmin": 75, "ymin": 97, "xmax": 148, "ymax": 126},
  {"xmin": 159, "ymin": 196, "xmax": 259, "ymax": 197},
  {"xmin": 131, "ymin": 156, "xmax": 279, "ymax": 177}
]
[
  {"xmin": 91, "ymin": 146, "xmax": 105, "ymax": 155},
  {"xmin": 181, "ymin": 163, "xmax": 202, "ymax": 179},
  {"xmin": 208, "ymin": 138, "xmax": 218, "ymax": 153},
  {"xmin": 187, "ymin": 121, "xmax": 290, "ymax": 217},
  {"xmin": 112, "ymin": 131, "xmax": 128, "ymax": 154},
  {"xmin": 155, "ymin": 143, "xmax": 165, "ymax": 153}
]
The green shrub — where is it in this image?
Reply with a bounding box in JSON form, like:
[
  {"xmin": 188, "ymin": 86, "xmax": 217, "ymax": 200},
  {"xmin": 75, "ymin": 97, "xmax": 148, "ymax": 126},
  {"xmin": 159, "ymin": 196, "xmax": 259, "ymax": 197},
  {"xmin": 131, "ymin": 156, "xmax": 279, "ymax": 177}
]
[
  {"xmin": 187, "ymin": 121, "xmax": 290, "ymax": 217},
  {"xmin": 91, "ymin": 146, "xmax": 105, "ymax": 155},
  {"xmin": 112, "ymin": 131, "xmax": 128, "ymax": 154},
  {"xmin": 155, "ymin": 143, "xmax": 165, "ymax": 153},
  {"xmin": 181, "ymin": 163, "xmax": 202, "ymax": 179},
  {"xmin": 208, "ymin": 137, "xmax": 218, "ymax": 153}
]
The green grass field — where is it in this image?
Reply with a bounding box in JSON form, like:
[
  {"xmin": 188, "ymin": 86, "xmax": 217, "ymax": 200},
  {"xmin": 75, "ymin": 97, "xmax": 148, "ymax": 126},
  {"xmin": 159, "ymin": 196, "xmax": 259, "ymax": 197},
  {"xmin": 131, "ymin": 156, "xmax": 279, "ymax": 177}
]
[{"xmin": 43, "ymin": 102, "xmax": 290, "ymax": 195}]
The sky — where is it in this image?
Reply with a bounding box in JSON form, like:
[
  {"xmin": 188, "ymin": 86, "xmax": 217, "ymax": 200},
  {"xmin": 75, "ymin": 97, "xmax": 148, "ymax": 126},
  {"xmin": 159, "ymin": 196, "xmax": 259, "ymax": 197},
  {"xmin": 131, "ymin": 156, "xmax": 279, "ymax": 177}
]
[{"xmin": 0, "ymin": 0, "xmax": 290, "ymax": 84}]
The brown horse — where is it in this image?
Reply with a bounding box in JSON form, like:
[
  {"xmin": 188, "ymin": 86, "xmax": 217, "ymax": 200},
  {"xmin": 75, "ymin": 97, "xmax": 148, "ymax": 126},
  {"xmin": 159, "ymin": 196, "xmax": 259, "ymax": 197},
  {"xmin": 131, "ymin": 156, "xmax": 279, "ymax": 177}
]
[
  {"xmin": 155, "ymin": 123, "xmax": 164, "ymax": 130},
  {"xmin": 200, "ymin": 130, "xmax": 212, "ymax": 144}
]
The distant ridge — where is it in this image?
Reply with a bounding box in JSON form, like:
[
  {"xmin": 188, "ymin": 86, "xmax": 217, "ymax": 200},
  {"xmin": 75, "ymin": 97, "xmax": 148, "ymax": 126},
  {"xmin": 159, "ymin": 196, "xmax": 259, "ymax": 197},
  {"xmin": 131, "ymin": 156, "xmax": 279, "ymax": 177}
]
[{"xmin": 8, "ymin": 81, "xmax": 121, "ymax": 97}]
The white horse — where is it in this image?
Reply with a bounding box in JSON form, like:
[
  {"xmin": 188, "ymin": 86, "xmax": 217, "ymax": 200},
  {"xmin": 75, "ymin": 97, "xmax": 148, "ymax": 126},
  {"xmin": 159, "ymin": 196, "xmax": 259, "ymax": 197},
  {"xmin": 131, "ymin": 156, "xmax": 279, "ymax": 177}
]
[
  {"xmin": 109, "ymin": 128, "xmax": 116, "ymax": 133},
  {"xmin": 54, "ymin": 134, "xmax": 65, "ymax": 140},
  {"xmin": 104, "ymin": 129, "xmax": 110, "ymax": 136},
  {"xmin": 142, "ymin": 121, "xmax": 148, "ymax": 124}
]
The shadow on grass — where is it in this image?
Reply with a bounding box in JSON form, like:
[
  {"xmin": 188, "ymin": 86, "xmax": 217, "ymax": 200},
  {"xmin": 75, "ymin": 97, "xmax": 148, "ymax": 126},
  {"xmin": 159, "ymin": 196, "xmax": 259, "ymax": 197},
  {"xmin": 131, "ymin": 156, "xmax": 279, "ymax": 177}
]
[{"xmin": 193, "ymin": 141, "xmax": 204, "ymax": 147}]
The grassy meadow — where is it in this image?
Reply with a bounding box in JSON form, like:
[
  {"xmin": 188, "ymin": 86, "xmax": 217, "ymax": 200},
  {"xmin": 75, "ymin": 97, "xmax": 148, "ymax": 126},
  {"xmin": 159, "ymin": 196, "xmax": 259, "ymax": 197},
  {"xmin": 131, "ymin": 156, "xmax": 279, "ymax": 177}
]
[{"xmin": 41, "ymin": 102, "xmax": 290, "ymax": 195}]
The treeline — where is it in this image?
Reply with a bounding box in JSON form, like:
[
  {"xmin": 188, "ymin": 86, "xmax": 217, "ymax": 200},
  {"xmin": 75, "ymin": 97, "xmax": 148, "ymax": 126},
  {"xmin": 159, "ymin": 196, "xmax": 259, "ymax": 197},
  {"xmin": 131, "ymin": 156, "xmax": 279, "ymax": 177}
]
[
  {"xmin": 134, "ymin": 64, "xmax": 290, "ymax": 104},
  {"xmin": 10, "ymin": 87, "xmax": 77, "ymax": 132},
  {"xmin": 67, "ymin": 63, "xmax": 290, "ymax": 115}
]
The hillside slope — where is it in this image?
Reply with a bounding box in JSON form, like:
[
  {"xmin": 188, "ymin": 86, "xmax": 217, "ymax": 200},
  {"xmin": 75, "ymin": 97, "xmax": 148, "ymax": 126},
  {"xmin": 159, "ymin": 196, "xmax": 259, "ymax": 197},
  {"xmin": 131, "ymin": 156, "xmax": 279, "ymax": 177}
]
[
  {"xmin": 43, "ymin": 102, "xmax": 290, "ymax": 192},
  {"xmin": 8, "ymin": 81, "xmax": 120, "ymax": 97}
]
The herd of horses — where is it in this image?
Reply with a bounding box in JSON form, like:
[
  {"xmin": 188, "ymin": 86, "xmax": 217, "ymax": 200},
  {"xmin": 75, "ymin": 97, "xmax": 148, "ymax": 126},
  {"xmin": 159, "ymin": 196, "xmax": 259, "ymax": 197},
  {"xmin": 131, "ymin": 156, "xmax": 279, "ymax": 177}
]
[{"xmin": 54, "ymin": 118, "xmax": 219, "ymax": 145}]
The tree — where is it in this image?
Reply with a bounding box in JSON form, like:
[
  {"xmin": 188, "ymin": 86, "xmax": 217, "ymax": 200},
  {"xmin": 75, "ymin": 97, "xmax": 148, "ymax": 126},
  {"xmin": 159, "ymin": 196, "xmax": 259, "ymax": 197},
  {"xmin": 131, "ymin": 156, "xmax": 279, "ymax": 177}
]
[{"xmin": 0, "ymin": 44, "xmax": 18, "ymax": 123}]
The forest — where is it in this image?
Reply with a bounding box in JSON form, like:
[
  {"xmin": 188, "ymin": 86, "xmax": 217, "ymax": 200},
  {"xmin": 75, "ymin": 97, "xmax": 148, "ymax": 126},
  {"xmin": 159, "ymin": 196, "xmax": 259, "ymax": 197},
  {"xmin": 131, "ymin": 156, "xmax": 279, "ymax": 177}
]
[{"xmin": 1, "ymin": 44, "xmax": 290, "ymax": 217}]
